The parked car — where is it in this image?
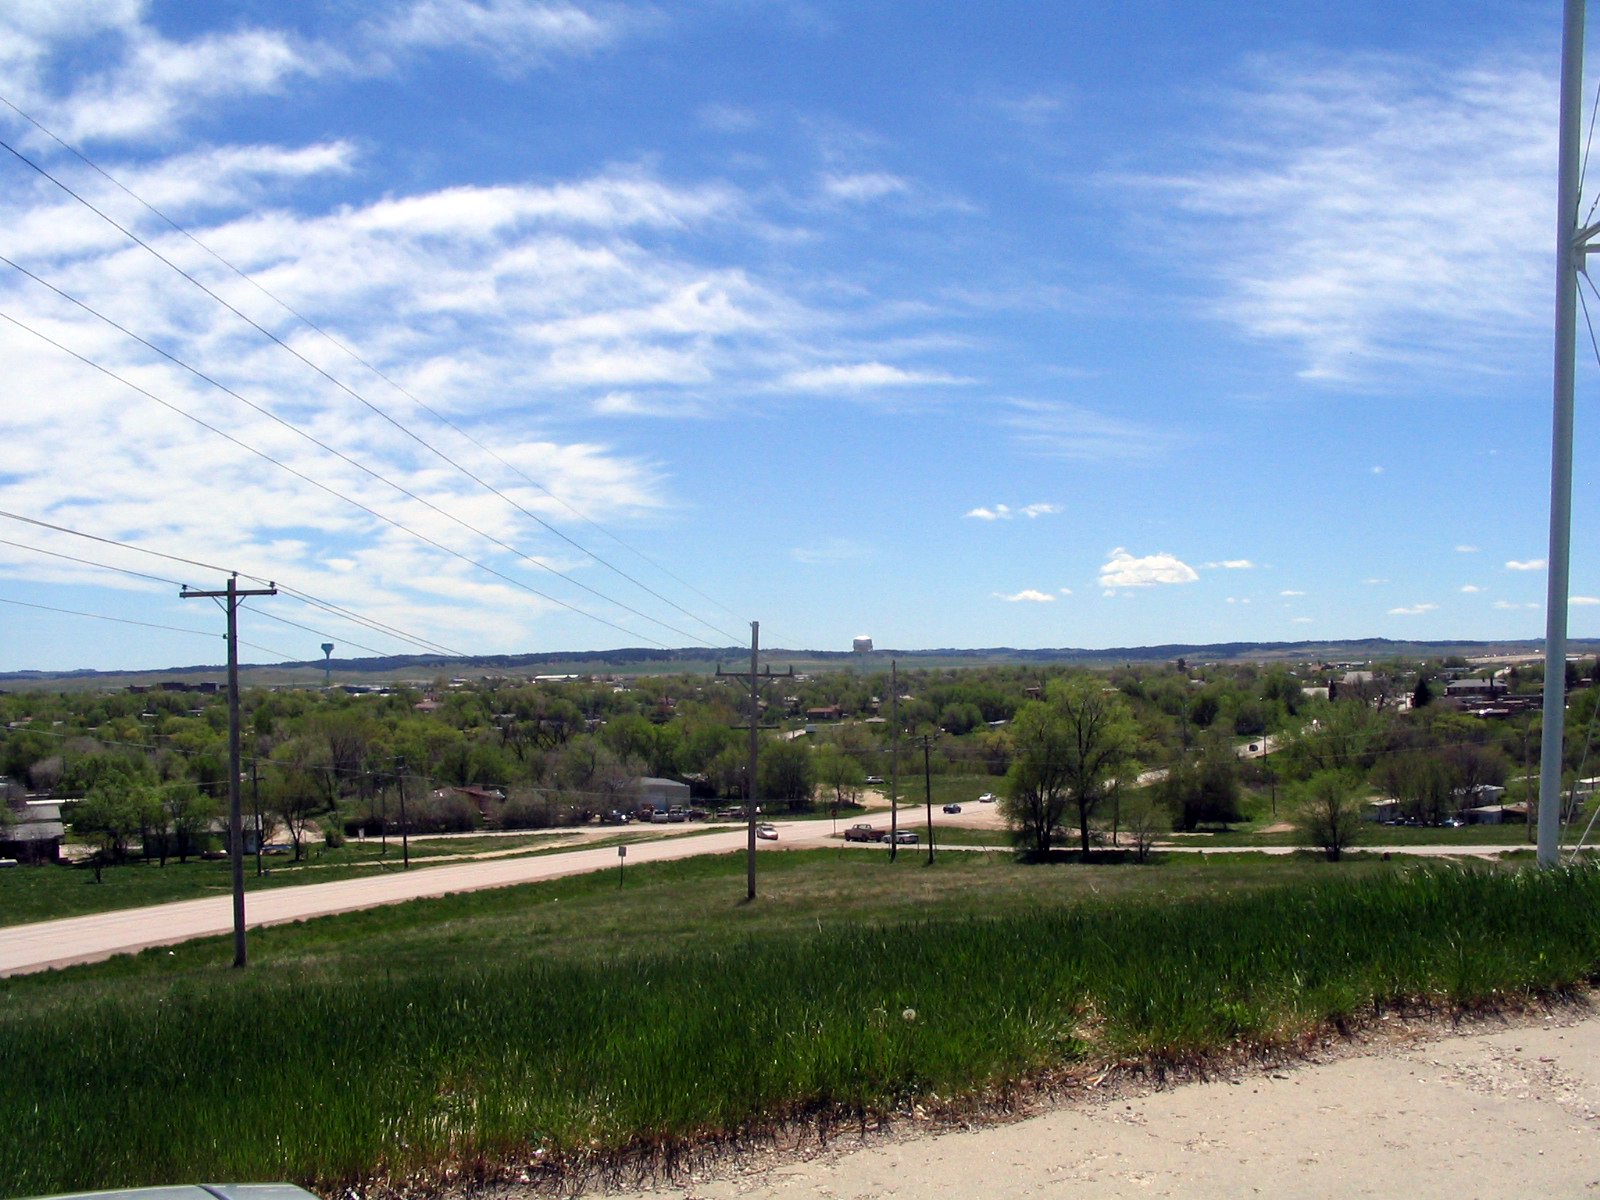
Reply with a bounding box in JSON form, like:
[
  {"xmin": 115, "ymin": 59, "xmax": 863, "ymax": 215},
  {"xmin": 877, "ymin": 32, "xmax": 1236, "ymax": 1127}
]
[
  {"xmin": 844, "ymin": 823, "xmax": 881, "ymax": 842},
  {"xmin": 600, "ymin": 809, "xmax": 630, "ymax": 825},
  {"xmin": 890, "ymin": 829, "xmax": 918, "ymax": 844},
  {"xmin": 942, "ymin": 803, "xmax": 962, "ymax": 814},
  {"xmin": 756, "ymin": 823, "xmax": 778, "ymax": 840},
  {"xmin": 865, "ymin": 775, "xmax": 884, "ymax": 785},
  {"xmin": 978, "ymin": 792, "xmax": 997, "ymax": 803},
  {"xmin": 650, "ymin": 810, "xmax": 670, "ymax": 824}
]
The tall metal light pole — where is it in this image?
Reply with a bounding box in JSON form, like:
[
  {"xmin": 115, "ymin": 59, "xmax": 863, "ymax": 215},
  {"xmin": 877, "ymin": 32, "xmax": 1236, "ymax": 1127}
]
[
  {"xmin": 181, "ymin": 574, "xmax": 276, "ymax": 966},
  {"xmin": 1540, "ymin": 0, "xmax": 1589, "ymax": 868}
]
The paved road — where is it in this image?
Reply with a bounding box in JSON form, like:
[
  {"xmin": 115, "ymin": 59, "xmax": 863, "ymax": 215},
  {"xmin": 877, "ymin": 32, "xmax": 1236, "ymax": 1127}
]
[
  {"xmin": 0, "ymin": 794, "xmax": 1528, "ymax": 977},
  {"xmin": 0, "ymin": 817, "xmax": 829, "ymax": 975}
]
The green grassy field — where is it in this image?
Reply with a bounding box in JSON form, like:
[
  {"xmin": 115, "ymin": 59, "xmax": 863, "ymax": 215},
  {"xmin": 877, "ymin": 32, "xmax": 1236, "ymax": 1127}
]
[{"xmin": 4, "ymin": 849, "xmax": 1598, "ymax": 1199}]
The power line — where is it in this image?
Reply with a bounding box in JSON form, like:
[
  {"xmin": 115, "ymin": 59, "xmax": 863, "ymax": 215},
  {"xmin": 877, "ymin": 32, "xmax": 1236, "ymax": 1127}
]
[
  {"xmin": 0, "ymin": 309, "xmax": 673, "ymax": 648},
  {"xmin": 0, "ymin": 125, "xmax": 743, "ymax": 645},
  {"xmin": 0, "ymin": 537, "xmax": 183, "ymax": 588},
  {"xmin": 0, "ymin": 535, "xmax": 419, "ymax": 660},
  {"xmin": 0, "ymin": 253, "xmax": 718, "ymax": 647},
  {"xmin": 0, "ymin": 508, "xmax": 468, "ymax": 658},
  {"xmin": 0, "ymin": 595, "xmax": 294, "ymax": 658}
]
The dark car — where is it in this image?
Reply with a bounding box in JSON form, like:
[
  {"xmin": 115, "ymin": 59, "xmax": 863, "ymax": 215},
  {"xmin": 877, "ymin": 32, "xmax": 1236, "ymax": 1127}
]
[{"xmin": 942, "ymin": 803, "xmax": 962, "ymax": 814}]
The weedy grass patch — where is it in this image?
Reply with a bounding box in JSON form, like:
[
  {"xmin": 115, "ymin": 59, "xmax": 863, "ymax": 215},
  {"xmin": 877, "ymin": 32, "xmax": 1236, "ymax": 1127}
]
[{"xmin": 3, "ymin": 854, "xmax": 1597, "ymax": 1197}]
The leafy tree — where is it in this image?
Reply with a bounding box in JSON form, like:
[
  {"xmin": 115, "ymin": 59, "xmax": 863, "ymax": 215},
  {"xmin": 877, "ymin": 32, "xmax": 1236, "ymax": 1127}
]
[
  {"xmin": 759, "ymin": 739, "xmax": 815, "ymax": 811},
  {"xmin": 165, "ymin": 782, "xmax": 219, "ymax": 864},
  {"xmin": 1295, "ymin": 770, "xmax": 1365, "ymax": 862},
  {"xmin": 1412, "ymin": 674, "xmax": 1434, "ymax": 709},
  {"xmin": 1120, "ymin": 789, "xmax": 1167, "ymax": 863},
  {"xmin": 1002, "ymin": 677, "xmax": 1136, "ymax": 855},
  {"xmin": 1163, "ymin": 737, "xmax": 1244, "ymax": 831},
  {"xmin": 815, "ymin": 743, "xmax": 865, "ymax": 809},
  {"xmin": 72, "ymin": 775, "xmax": 160, "ymax": 880}
]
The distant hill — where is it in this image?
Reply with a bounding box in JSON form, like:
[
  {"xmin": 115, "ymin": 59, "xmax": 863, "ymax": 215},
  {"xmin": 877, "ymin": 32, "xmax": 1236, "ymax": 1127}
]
[{"xmin": 3, "ymin": 637, "xmax": 1597, "ymax": 691}]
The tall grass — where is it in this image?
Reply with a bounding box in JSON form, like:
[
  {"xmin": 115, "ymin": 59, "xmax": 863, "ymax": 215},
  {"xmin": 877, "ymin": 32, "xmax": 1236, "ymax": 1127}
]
[{"xmin": 4, "ymin": 864, "xmax": 1598, "ymax": 1196}]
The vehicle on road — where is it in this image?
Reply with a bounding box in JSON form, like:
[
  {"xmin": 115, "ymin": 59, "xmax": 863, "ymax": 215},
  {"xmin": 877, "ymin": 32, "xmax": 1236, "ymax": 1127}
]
[
  {"xmin": 942, "ymin": 803, "xmax": 962, "ymax": 814},
  {"xmin": 844, "ymin": 823, "xmax": 882, "ymax": 842},
  {"xmin": 978, "ymin": 792, "xmax": 996, "ymax": 803},
  {"xmin": 756, "ymin": 823, "xmax": 778, "ymax": 840},
  {"xmin": 865, "ymin": 775, "xmax": 884, "ymax": 785},
  {"xmin": 890, "ymin": 830, "xmax": 918, "ymax": 844}
]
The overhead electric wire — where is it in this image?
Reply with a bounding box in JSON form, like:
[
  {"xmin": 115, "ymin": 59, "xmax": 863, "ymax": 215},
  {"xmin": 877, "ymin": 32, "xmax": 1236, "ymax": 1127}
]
[
  {"xmin": 0, "ymin": 127, "xmax": 743, "ymax": 645},
  {"xmin": 0, "ymin": 537, "xmax": 183, "ymax": 588},
  {"xmin": 0, "ymin": 92, "xmax": 741, "ymax": 626},
  {"xmin": 0, "ymin": 511, "xmax": 468, "ymax": 659},
  {"xmin": 0, "ymin": 536, "xmax": 418, "ymax": 660},
  {"xmin": 0, "ymin": 254, "xmax": 715, "ymax": 648},
  {"xmin": 0, "ymin": 595, "xmax": 295, "ymax": 658},
  {"xmin": 0, "ymin": 308, "xmax": 673, "ymax": 649}
]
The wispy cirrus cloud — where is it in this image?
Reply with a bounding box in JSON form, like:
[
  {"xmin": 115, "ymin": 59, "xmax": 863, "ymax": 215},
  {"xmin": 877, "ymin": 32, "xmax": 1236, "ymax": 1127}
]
[
  {"xmin": 1205, "ymin": 559, "xmax": 1255, "ymax": 570},
  {"xmin": 1002, "ymin": 398, "xmax": 1170, "ymax": 461},
  {"xmin": 1141, "ymin": 53, "xmax": 1552, "ymax": 383},
  {"xmin": 778, "ymin": 362, "xmax": 967, "ymax": 391},
  {"xmin": 1506, "ymin": 558, "xmax": 1547, "ymax": 571}
]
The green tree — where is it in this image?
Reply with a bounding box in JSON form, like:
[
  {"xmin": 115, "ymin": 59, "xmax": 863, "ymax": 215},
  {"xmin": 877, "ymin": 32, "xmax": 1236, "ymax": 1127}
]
[
  {"xmin": 759, "ymin": 739, "xmax": 815, "ymax": 811},
  {"xmin": 1295, "ymin": 770, "xmax": 1365, "ymax": 861},
  {"xmin": 72, "ymin": 775, "xmax": 160, "ymax": 880},
  {"xmin": 1002, "ymin": 677, "xmax": 1136, "ymax": 856},
  {"xmin": 815, "ymin": 743, "xmax": 865, "ymax": 809}
]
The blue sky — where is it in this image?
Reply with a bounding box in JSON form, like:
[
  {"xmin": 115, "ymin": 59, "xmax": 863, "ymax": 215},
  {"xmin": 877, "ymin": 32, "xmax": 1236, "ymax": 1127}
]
[{"xmin": 0, "ymin": 0, "xmax": 1595, "ymax": 671}]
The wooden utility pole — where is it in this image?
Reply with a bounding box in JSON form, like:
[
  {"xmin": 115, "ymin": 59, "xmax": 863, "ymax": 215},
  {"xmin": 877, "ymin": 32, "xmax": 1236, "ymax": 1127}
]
[
  {"xmin": 715, "ymin": 622, "xmax": 791, "ymax": 899},
  {"xmin": 181, "ymin": 574, "xmax": 276, "ymax": 967},
  {"xmin": 920, "ymin": 733, "xmax": 935, "ymax": 864},
  {"xmin": 889, "ymin": 660, "xmax": 900, "ymax": 861}
]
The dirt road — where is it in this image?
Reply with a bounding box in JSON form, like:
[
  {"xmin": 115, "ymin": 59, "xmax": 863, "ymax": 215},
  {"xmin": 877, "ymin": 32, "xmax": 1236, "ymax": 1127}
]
[{"xmin": 592, "ymin": 1005, "xmax": 1600, "ymax": 1199}]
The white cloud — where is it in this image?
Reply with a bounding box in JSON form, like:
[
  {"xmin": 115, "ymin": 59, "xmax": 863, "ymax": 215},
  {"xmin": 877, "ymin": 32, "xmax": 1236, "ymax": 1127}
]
[
  {"xmin": 1002, "ymin": 398, "xmax": 1170, "ymax": 461},
  {"xmin": 1363, "ymin": 578, "xmax": 1390, "ymax": 585},
  {"xmin": 1388, "ymin": 603, "xmax": 1438, "ymax": 616},
  {"xmin": 1456, "ymin": 544, "xmax": 1480, "ymax": 553},
  {"xmin": 1291, "ymin": 616, "xmax": 1314, "ymax": 624},
  {"xmin": 1494, "ymin": 600, "xmax": 1540, "ymax": 610},
  {"xmin": 375, "ymin": 1, "xmax": 631, "ymax": 67},
  {"xmin": 779, "ymin": 362, "xmax": 966, "ymax": 391},
  {"xmin": 1098, "ymin": 547, "xmax": 1199, "ymax": 589},
  {"xmin": 791, "ymin": 539, "xmax": 870, "ymax": 565},
  {"xmin": 1205, "ymin": 559, "xmax": 1255, "ymax": 570},
  {"xmin": 994, "ymin": 589, "xmax": 1055, "ymax": 603},
  {"xmin": 1461, "ymin": 584, "xmax": 1484, "ymax": 593},
  {"xmin": 1506, "ymin": 558, "xmax": 1547, "ymax": 571},
  {"xmin": 964, "ymin": 502, "xmax": 1060, "ymax": 521},
  {"xmin": 820, "ymin": 172, "xmax": 910, "ymax": 203},
  {"xmin": 1572, "ymin": 596, "xmax": 1600, "ymax": 606},
  {"xmin": 1370, "ymin": 465, "xmax": 1385, "ymax": 475},
  {"xmin": 1280, "ymin": 588, "xmax": 1306, "ymax": 596},
  {"xmin": 1058, "ymin": 587, "xmax": 1073, "ymax": 596},
  {"xmin": 1143, "ymin": 54, "xmax": 1552, "ymax": 383}
]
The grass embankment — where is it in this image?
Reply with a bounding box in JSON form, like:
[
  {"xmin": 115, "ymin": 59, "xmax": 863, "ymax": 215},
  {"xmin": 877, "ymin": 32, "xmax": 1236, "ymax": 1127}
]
[{"xmin": 3, "ymin": 851, "xmax": 1598, "ymax": 1197}]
